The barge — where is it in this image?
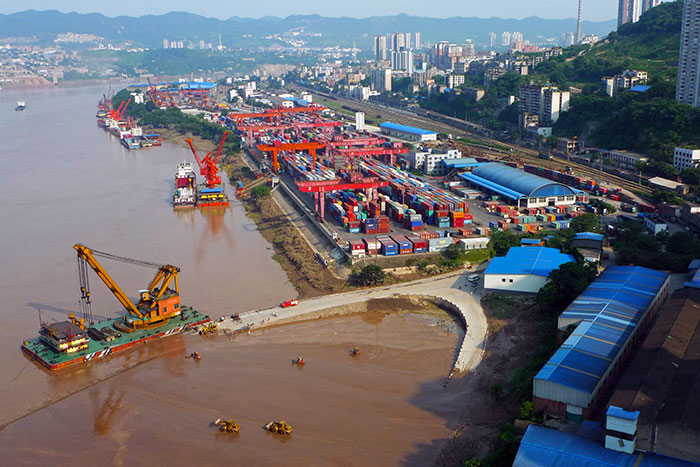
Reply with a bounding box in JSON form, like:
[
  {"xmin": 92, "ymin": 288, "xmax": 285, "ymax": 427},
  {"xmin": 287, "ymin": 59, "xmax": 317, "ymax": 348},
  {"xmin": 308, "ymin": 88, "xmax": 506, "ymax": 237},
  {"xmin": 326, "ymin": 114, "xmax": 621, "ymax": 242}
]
[
  {"xmin": 22, "ymin": 307, "xmax": 209, "ymax": 371},
  {"xmin": 21, "ymin": 243, "xmax": 209, "ymax": 371}
]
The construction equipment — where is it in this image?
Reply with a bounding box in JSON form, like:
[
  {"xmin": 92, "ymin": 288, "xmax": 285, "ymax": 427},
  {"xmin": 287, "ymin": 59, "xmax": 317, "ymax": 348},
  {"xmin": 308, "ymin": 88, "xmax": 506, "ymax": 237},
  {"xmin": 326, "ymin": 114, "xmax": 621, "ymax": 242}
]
[
  {"xmin": 199, "ymin": 322, "xmax": 218, "ymax": 336},
  {"xmin": 214, "ymin": 418, "xmax": 240, "ymax": 433},
  {"xmin": 185, "ymin": 131, "xmax": 229, "ymax": 189},
  {"xmin": 292, "ymin": 356, "xmax": 305, "ymax": 365},
  {"xmin": 351, "ymin": 347, "xmax": 361, "ymax": 357},
  {"xmin": 74, "ymin": 244, "xmax": 182, "ymax": 332},
  {"xmin": 186, "ymin": 351, "xmax": 201, "ymax": 360},
  {"xmin": 264, "ymin": 421, "xmax": 292, "ymax": 435}
]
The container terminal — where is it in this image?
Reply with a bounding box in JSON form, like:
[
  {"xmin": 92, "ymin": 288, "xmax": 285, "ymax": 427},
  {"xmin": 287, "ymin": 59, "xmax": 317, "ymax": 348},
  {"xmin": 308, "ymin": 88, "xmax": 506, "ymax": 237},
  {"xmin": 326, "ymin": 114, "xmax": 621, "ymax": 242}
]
[
  {"xmin": 21, "ymin": 244, "xmax": 209, "ymax": 371},
  {"xmin": 96, "ymin": 91, "xmax": 161, "ymax": 150}
]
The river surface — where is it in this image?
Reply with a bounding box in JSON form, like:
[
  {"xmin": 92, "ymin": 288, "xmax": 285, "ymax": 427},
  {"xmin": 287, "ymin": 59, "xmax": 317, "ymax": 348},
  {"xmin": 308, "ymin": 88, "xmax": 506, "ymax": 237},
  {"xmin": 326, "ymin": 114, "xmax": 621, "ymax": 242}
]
[{"xmin": 0, "ymin": 84, "xmax": 464, "ymax": 466}]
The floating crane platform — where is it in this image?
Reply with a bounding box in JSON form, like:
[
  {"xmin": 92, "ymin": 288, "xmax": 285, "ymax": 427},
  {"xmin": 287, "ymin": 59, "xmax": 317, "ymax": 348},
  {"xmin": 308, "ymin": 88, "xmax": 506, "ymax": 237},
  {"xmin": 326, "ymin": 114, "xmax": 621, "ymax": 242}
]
[{"xmin": 22, "ymin": 306, "xmax": 209, "ymax": 371}]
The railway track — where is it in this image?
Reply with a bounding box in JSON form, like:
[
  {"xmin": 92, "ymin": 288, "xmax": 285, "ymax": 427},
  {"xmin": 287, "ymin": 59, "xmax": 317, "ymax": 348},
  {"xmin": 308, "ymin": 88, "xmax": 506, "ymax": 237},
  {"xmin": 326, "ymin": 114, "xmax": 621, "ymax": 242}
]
[{"xmin": 296, "ymin": 86, "xmax": 652, "ymax": 195}]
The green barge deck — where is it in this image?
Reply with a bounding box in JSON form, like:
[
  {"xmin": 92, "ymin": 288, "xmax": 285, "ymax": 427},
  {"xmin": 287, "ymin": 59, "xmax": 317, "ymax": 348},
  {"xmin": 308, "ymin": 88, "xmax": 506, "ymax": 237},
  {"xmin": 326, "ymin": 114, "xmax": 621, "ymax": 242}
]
[{"xmin": 22, "ymin": 306, "xmax": 209, "ymax": 371}]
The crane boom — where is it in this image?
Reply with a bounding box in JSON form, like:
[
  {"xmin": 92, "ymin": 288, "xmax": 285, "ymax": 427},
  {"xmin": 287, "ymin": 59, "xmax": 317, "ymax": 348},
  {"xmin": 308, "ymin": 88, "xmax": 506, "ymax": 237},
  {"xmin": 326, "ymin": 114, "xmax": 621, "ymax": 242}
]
[
  {"xmin": 214, "ymin": 130, "xmax": 229, "ymax": 164},
  {"xmin": 74, "ymin": 244, "xmax": 143, "ymax": 319}
]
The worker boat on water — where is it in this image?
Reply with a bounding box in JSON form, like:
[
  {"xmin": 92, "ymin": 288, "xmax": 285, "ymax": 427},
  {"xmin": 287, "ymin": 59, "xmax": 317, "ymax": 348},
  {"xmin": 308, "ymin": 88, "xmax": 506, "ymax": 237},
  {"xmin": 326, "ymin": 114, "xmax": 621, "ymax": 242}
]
[
  {"xmin": 15, "ymin": 100, "xmax": 26, "ymax": 111},
  {"xmin": 173, "ymin": 161, "xmax": 197, "ymax": 208},
  {"xmin": 21, "ymin": 244, "xmax": 210, "ymax": 371}
]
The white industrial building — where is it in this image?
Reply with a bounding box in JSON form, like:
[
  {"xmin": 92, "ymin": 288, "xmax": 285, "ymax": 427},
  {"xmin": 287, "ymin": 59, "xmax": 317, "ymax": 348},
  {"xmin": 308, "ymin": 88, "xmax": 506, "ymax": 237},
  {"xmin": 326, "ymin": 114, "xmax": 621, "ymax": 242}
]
[
  {"xmin": 379, "ymin": 122, "xmax": 437, "ymax": 143},
  {"xmin": 484, "ymin": 247, "xmax": 575, "ymax": 294},
  {"xmin": 673, "ymin": 146, "xmax": 700, "ymax": 170},
  {"xmin": 404, "ymin": 148, "xmax": 462, "ymax": 175},
  {"xmin": 460, "ymin": 237, "xmax": 490, "ymax": 250}
]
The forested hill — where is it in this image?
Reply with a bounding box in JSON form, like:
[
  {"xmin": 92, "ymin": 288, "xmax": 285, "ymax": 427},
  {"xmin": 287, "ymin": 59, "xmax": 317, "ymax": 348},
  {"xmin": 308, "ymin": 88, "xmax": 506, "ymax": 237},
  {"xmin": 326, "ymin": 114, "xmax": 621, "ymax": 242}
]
[{"xmin": 550, "ymin": 0, "xmax": 700, "ymax": 175}]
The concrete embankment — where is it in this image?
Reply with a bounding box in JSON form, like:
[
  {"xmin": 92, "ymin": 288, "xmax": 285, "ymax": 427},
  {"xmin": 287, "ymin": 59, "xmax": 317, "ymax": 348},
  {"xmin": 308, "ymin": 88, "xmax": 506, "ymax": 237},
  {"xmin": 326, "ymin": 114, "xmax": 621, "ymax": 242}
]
[{"xmin": 215, "ymin": 271, "xmax": 487, "ymax": 375}]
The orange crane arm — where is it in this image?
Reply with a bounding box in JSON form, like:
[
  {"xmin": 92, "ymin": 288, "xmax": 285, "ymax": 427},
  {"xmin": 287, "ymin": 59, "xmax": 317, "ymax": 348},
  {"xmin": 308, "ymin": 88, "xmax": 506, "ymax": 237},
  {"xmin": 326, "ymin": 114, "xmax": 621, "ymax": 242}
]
[
  {"xmin": 73, "ymin": 244, "xmax": 144, "ymax": 319},
  {"xmin": 213, "ymin": 131, "xmax": 229, "ymax": 164},
  {"xmin": 145, "ymin": 265, "xmax": 180, "ymax": 307}
]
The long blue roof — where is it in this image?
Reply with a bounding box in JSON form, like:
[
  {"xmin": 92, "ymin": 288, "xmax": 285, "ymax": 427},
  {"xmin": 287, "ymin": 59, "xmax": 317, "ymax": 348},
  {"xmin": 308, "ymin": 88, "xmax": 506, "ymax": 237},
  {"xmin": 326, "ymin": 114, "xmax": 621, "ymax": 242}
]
[
  {"xmin": 379, "ymin": 122, "xmax": 437, "ymax": 136},
  {"xmin": 574, "ymin": 232, "xmax": 605, "ymax": 242},
  {"xmin": 485, "ymin": 247, "xmax": 575, "ymax": 277},
  {"xmin": 514, "ymin": 425, "xmax": 696, "ymax": 467},
  {"xmin": 468, "ymin": 162, "xmax": 577, "ymax": 198},
  {"xmin": 442, "ymin": 158, "xmax": 479, "ymax": 169},
  {"xmin": 535, "ymin": 266, "xmax": 669, "ymax": 396}
]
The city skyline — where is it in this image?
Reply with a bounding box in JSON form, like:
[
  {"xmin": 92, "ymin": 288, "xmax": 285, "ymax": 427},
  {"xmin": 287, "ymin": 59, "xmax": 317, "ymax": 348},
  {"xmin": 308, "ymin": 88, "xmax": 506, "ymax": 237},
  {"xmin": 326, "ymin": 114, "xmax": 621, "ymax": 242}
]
[{"xmin": 0, "ymin": 0, "xmax": 672, "ymax": 22}]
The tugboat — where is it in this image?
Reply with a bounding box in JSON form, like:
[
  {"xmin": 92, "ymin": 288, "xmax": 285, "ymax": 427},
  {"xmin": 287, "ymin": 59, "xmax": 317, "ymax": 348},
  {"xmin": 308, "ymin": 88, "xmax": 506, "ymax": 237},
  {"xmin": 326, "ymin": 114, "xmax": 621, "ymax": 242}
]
[
  {"xmin": 15, "ymin": 100, "xmax": 26, "ymax": 111},
  {"xmin": 173, "ymin": 162, "xmax": 197, "ymax": 208}
]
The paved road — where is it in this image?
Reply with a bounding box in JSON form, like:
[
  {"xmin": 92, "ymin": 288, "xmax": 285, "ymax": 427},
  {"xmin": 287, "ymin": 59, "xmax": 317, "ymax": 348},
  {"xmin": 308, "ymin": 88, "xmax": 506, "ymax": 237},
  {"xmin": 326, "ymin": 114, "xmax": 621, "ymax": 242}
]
[{"xmin": 216, "ymin": 270, "xmax": 488, "ymax": 375}]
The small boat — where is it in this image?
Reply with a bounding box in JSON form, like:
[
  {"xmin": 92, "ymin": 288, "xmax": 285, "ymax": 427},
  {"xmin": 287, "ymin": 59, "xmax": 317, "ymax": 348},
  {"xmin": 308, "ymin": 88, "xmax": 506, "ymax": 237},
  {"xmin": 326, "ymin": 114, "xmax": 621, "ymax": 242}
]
[{"xmin": 15, "ymin": 100, "xmax": 25, "ymax": 111}]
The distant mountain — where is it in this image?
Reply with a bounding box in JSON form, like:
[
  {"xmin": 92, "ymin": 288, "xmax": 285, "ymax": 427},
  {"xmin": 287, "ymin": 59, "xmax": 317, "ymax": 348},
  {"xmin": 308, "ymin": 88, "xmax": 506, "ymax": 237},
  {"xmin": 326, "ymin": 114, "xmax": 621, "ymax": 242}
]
[{"xmin": 0, "ymin": 10, "xmax": 617, "ymax": 49}]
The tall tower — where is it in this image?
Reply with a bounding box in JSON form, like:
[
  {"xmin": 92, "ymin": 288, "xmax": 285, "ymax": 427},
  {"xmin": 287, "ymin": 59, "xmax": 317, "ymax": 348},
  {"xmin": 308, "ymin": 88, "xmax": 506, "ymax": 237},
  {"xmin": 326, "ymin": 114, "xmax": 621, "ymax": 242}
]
[
  {"xmin": 576, "ymin": 0, "xmax": 583, "ymax": 44},
  {"xmin": 676, "ymin": 0, "xmax": 700, "ymax": 107},
  {"xmin": 618, "ymin": 0, "xmax": 642, "ymax": 28}
]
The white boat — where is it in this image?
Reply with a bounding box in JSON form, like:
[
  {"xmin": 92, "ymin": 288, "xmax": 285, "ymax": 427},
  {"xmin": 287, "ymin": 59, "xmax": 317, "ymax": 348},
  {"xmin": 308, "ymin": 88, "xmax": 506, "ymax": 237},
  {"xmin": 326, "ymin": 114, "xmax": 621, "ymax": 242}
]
[{"xmin": 15, "ymin": 100, "xmax": 25, "ymax": 111}]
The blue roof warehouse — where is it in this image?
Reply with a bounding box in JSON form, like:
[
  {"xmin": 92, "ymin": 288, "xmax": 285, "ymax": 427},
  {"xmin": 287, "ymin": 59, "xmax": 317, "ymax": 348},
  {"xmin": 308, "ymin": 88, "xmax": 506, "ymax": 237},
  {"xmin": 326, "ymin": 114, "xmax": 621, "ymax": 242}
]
[
  {"xmin": 460, "ymin": 162, "xmax": 578, "ymax": 208},
  {"xmin": 533, "ymin": 266, "xmax": 670, "ymax": 421},
  {"xmin": 484, "ymin": 247, "xmax": 575, "ymax": 293},
  {"xmin": 379, "ymin": 122, "xmax": 438, "ymax": 143}
]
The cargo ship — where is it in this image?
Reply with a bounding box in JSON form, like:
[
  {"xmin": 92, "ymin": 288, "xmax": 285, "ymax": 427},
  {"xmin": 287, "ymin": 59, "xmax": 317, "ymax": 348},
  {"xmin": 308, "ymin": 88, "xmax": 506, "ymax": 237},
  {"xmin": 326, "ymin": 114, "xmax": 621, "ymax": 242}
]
[
  {"xmin": 22, "ymin": 307, "xmax": 209, "ymax": 371},
  {"xmin": 173, "ymin": 161, "xmax": 197, "ymax": 208},
  {"xmin": 21, "ymin": 244, "xmax": 210, "ymax": 371}
]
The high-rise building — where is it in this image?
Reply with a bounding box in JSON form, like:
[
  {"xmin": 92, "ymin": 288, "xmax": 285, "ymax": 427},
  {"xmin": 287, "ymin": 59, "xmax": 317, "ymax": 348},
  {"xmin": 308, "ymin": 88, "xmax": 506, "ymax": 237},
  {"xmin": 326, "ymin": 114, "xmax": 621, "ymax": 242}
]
[
  {"xmin": 502, "ymin": 31, "xmax": 512, "ymax": 47},
  {"xmin": 390, "ymin": 32, "xmax": 405, "ymax": 51},
  {"xmin": 676, "ymin": 0, "xmax": 700, "ymax": 107},
  {"xmin": 163, "ymin": 39, "xmax": 169, "ymax": 49},
  {"xmin": 519, "ymin": 85, "xmax": 571, "ymax": 125},
  {"xmin": 371, "ymin": 68, "xmax": 392, "ymax": 92},
  {"xmin": 374, "ymin": 35, "xmax": 387, "ymax": 61},
  {"xmin": 391, "ymin": 48, "xmax": 414, "ymax": 72},
  {"xmin": 415, "ymin": 32, "xmax": 421, "ymax": 49},
  {"xmin": 405, "ymin": 32, "xmax": 411, "ymax": 49},
  {"xmin": 619, "ymin": 0, "xmax": 661, "ymax": 28},
  {"xmin": 512, "ymin": 32, "xmax": 523, "ymax": 44},
  {"xmin": 489, "ymin": 32, "xmax": 497, "ymax": 48},
  {"xmin": 561, "ymin": 32, "xmax": 576, "ymax": 47}
]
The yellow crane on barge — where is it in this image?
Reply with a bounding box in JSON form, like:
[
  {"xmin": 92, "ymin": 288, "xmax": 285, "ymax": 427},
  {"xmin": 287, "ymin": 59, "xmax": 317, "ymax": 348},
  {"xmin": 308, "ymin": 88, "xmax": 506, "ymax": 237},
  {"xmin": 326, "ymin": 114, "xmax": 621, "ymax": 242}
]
[{"xmin": 74, "ymin": 244, "xmax": 183, "ymax": 332}]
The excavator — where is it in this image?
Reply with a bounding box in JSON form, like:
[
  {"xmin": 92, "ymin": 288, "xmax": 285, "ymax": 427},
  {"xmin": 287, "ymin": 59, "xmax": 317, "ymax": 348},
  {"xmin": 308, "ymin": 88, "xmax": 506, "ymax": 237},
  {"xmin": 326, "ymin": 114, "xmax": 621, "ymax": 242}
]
[
  {"xmin": 74, "ymin": 244, "xmax": 183, "ymax": 333},
  {"xmin": 265, "ymin": 421, "xmax": 292, "ymax": 435},
  {"xmin": 214, "ymin": 418, "xmax": 240, "ymax": 433}
]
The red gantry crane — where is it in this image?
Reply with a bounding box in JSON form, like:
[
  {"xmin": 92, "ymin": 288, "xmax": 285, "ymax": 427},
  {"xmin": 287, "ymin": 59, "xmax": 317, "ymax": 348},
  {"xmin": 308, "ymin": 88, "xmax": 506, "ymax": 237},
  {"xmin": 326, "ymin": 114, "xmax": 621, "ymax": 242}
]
[
  {"xmin": 186, "ymin": 131, "xmax": 229, "ymax": 188},
  {"xmin": 295, "ymin": 176, "xmax": 389, "ymax": 219},
  {"xmin": 257, "ymin": 140, "xmax": 326, "ymax": 173}
]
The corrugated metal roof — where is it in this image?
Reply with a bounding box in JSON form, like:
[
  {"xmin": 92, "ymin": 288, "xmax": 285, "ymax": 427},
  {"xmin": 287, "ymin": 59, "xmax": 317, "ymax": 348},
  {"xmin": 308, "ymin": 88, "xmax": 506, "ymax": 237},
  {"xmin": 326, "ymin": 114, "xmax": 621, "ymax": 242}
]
[
  {"xmin": 606, "ymin": 406, "xmax": 639, "ymax": 421},
  {"xmin": 379, "ymin": 122, "xmax": 436, "ymax": 136},
  {"xmin": 470, "ymin": 163, "xmax": 577, "ymax": 198},
  {"xmin": 521, "ymin": 238, "xmax": 543, "ymax": 245},
  {"xmin": 459, "ymin": 171, "xmax": 524, "ymax": 200},
  {"xmin": 514, "ymin": 426, "xmax": 696, "ymax": 467},
  {"xmin": 535, "ymin": 266, "xmax": 669, "ymax": 398},
  {"xmin": 574, "ymin": 232, "xmax": 605, "ymax": 242},
  {"xmin": 484, "ymin": 247, "xmax": 574, "ymax": 277},
  {"xmin": 442, "ymin": 158, "xmax": 479, "ymax": 168}
]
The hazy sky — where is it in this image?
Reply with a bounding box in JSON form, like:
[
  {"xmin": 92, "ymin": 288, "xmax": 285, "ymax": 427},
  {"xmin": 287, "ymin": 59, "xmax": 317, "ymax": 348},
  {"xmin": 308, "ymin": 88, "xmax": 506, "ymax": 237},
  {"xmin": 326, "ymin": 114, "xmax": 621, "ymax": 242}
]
[{"xmin": 0, "ymin": 0, "xmax": 640, "ymax": 22}]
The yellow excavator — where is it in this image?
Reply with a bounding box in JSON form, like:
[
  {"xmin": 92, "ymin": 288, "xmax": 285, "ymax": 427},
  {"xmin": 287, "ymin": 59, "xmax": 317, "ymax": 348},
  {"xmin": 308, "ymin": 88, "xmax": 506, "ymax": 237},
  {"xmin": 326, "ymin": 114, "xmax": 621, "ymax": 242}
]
[
  {"xmin": 265, "ymin": 421, "xmax": 292, "ymax": 435},
  {"xmin": 214, "ymin": 418, "xmax": 240, "ymax": 433},
  {"xmin": 74, "ymin": 244, "xmax": 183, "ymax": 333}
]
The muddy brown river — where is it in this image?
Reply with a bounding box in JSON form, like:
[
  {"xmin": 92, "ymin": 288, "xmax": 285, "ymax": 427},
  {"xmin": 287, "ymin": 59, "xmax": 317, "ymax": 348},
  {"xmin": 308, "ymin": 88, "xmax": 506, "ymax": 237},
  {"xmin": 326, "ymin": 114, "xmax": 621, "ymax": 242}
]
[{"xmin": 0, "ymin": 84, "xmax": 465, "ymax": 466}]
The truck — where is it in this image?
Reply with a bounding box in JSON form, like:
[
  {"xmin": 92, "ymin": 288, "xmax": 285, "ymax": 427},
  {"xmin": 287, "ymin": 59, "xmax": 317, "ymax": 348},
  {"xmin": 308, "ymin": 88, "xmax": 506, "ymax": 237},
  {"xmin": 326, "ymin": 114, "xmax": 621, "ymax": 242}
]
[{"xmin": 280, "ymin": 299, "xmax": 299, "ymax": 308}]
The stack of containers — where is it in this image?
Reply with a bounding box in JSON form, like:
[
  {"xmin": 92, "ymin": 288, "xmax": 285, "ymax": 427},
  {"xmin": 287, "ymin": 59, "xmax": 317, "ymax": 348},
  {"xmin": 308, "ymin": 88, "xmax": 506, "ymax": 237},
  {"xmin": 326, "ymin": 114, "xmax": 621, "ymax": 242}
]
[
  {"xmin": 347, "ymin": 221, "xmax": 361, "ymax": 233},
  {"xmin": 366, "ymin": 200, "xmax": 381, "ymax": 218},
  {"xmin": 363, "ymin": 217, "xmax": 378, "ymax": 234},
  {"xmin": 428, "ymin": 237, "xmax": 452, "ymax": 252},
  {"xmin": 450, "ymin": 211, "xmax": 465, "ymax": 228},
  {"xmin": 378, "ymin": 237, "xmax": 398, "ymax": 256},
  {"xmin": 404, "ymin": 211, "xmax": 424, "ymax": 232},
  {"xmin": 408, "ymin": 235, "xmax": 427, "ymax": 253},
  {"xmin": 419, "ymin": 231, "xmax": 441, "ymax": 240},
  {"xmin": 377, "ymin": 216, "xmax": 390, "ymax": 234},
  {"xmin": 391, "ymin": 235, "xmax": 413, "ymax": 255},
  {"xmin": 363, "ymin": 238, "xmax": 380, "ymax": 255},
  {"xmin": 348, "ymin": 241, "xmax": 366, "ymax": 256},
  {"xmin": 464, "ymin": 213, "xmax": 474, "ymax": 225}
]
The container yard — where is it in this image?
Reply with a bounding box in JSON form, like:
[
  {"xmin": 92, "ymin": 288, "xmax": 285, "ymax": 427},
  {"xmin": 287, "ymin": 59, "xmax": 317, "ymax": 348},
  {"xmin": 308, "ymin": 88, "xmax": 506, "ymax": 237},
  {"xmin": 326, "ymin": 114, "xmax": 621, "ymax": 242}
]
[{"xmin": 96, "ymin": 92, "xmax": 161, "ymax": 150}]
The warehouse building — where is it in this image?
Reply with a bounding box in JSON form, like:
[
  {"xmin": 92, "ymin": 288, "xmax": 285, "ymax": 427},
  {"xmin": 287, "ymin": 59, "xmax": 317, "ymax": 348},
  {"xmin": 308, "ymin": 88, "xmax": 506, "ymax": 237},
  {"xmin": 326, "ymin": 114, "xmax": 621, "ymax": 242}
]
[
  {"xmin": 379, "ymin": 122, "xmax": 437, "ymax": 143},
  {"xmin": 459, "ymin": 163, "xmax": 578, "ymax": 208},
  {"xmin": 605, "ymin": 286, "xmax": 700, "ymax": 464},
  {"xmin": 572, "ymin": 232, "xmax": 604, "ymax": 263},
  {"xmin": 484, "ymin": 247, "xmax": 575, "ymax": 293},
  {"xmin": 533, "ymin": 266, "xmax": 670, "ymax": 421}
]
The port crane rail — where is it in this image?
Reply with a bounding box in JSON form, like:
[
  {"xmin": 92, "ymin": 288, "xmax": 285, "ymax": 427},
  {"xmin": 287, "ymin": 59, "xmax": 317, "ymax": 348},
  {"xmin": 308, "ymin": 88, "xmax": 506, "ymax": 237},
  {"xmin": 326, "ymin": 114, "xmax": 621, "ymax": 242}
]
[
  {"xmin": 185, "ymin": 131, "xmax": 230, "ymax": 188},
  {"xmin": 74, "ymin": 244, "xmax": 182, "ymax": 330}
]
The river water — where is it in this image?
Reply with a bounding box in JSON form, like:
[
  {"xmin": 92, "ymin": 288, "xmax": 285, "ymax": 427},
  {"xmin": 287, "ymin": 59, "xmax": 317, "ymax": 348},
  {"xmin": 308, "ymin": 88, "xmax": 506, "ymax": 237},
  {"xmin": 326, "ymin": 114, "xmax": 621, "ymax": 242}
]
[{"xmin": 0, "ymin": 84, "xmax": 464, "ymax": 466}]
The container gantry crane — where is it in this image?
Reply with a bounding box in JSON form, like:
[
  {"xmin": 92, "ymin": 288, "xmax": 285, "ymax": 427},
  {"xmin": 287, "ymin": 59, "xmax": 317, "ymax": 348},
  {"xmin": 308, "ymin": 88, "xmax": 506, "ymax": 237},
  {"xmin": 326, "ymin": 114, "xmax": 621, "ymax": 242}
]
[{"xmin": 185, "ymin": 131, "xmax": 229, "ymax": 188}]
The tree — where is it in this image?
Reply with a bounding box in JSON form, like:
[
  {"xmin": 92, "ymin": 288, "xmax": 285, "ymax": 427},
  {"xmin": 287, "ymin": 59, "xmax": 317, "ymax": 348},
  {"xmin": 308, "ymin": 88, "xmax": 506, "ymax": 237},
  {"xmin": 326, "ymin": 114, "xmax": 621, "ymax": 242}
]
[
  {"xmin": 356, "ymin": 265, "xmax": 386, "ymax": 286},
  {"xmin": 537, "ymin": 262, "xmax": 597, "ymax": 314},
  {"xmin": 489, "ymin": 230, "xmax": 519, "ymax": 256},
  {"xmin": 250, "ymin": 185, "xmax": 271, "ymax": 198},
  {"xmin": 442, "ymin": 243, "xmax": 468, "ymax": 268},
  {"xmin": 570, "ymin": 213, "xmax": 601, "ymax": 233}
]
